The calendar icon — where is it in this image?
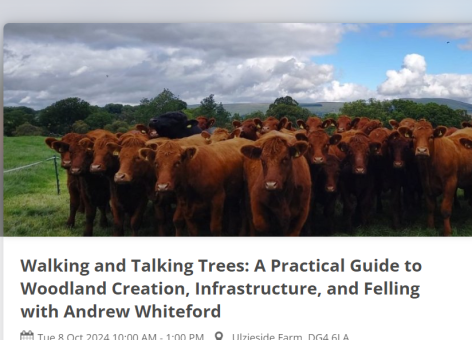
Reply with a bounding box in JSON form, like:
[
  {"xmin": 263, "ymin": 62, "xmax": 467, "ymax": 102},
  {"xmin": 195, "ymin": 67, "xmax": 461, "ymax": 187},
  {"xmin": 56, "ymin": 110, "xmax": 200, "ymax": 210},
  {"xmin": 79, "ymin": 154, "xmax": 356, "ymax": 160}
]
[{"xmin": 20, "ymin": 331, "xmax": 34, "ymax": 340}]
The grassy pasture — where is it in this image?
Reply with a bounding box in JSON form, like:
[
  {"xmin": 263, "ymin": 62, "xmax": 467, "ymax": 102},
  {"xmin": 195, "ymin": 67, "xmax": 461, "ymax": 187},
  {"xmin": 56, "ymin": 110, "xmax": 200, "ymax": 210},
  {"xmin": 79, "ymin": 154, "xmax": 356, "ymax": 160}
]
[{"xmin": 3, "ymin": 136, "xmax": 472, "ymax": 236}]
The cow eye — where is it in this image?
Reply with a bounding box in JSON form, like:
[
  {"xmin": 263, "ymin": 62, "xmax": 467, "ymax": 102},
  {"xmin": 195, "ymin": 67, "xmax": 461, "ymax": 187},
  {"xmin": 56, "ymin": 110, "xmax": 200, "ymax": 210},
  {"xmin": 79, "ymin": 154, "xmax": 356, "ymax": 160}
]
[
  {"xmin": 281, "ymin": 158, "xmax": 288, "ymax": 164},
  {"xmin": 324, "ymin": 144, "xmax": 329, "ymax": 149},
  {"xmin": 429, "ymin": 135, "xmax": 434, "ymax": 139},
  {"xmin": 174, "ymin": 161, "xmax": 181, "ymax": 168},
  {"xmin": 261, "ymin": 160, "xmax": 266, "ymax": 167},
  {"xmin": 155, "ymin": 163, "xmax": 159, "ymax": 168}
]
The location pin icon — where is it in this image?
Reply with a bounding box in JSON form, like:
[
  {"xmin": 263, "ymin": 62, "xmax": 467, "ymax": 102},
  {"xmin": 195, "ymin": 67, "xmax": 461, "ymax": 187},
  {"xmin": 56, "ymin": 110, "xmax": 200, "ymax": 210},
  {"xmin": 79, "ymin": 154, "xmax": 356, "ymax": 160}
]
[{"xmin": 215, "ymin": 332, "xmax": 223, "ymax": 340}]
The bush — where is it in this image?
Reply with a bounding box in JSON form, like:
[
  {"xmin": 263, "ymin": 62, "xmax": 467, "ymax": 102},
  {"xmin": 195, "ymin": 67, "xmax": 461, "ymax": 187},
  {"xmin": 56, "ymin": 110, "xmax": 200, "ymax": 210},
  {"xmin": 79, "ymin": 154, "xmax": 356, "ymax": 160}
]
[{"xmin": 13, "ymin": 123, "xmax": 44, "ymax": 136}]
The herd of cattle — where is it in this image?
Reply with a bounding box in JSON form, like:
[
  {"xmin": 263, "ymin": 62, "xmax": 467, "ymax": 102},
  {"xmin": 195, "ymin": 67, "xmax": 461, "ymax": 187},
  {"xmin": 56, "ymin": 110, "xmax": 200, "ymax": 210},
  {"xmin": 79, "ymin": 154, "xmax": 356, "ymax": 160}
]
[{"xmin": 44, "ymin": 111, "xmax": 472, "ymax": 237}]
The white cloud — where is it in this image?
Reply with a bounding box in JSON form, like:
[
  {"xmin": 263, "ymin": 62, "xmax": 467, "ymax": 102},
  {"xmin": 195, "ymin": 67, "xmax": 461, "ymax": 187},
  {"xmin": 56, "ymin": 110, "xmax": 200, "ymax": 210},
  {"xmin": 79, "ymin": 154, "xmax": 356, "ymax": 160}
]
[
  {"xmin": 378, "ymin": 53, "xmax": 472, "ymax": 102},
  {"xmin": 19, "ymin": 96, "xmax": 31, "ymax": 103},
  {"xmin": 70, "ymin": 66, "xmax": 88, "ymax": 76},
  {"xmin": 415, "ymin": 24, "xmax": 472, "ymax": 50}
]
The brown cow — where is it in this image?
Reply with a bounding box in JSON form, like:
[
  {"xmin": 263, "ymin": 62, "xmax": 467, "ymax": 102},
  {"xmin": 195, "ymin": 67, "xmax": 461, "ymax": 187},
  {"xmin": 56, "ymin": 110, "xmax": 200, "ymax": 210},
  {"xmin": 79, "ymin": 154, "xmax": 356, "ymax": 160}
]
[
  {"xmin": 297, "ymin": 117, "xmax": 334, "ymax": 133},
  {"xmin": 45, "ymin": 133, "xmax": 86, "ymax": 227},
  {"xmin": 196, "ymin": 116, "xmax": 216, "ymax": 131},
  {"xmin": 256, "ymin": 116, "xmax": 288, "ymax": 134},
  {"xmin": 240, "ymin": 133, "xmax": 311, "ymax": 236},
  {"xmin": 232, "ymin": 119, "xmax": 260, "ymax": 141},
  {"xmin": 389, "ymin": 118, "xmax": 416, "ymax": 130},
  {"xmin": 105, "ymin": 137, "xmax": 156, "ymax": 236},
  {"xmin": 140, "ymin": 137, "xmax": 253, "ymax": 236},
  {"xmin": 337, "ymin": 132, "xmax": 376, "ymax": 233},
  {"xmin": 399, "ymin": 123, "xmax": 472, "ymax": 235},
  {"xmin": 368, "ymin": 128, "xmax": 392, "ymax": 213},
  {"xmin": 335, "ymin": 115, "xmax": 353, "ymax": 133}
]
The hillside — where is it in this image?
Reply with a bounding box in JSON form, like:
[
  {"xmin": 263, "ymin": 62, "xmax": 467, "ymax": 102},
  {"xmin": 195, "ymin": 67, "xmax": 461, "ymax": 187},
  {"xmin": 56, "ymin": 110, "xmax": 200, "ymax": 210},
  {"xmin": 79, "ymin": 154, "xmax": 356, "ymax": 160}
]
[{"xmin": 193, "ymin": 98, "xmax": 472, "ymax": 116}]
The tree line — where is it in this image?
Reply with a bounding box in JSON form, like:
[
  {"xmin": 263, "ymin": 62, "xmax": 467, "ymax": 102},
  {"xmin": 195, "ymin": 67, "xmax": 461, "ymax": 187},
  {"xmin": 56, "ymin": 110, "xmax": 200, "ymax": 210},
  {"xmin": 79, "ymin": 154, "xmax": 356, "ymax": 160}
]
[{"xmin": 3, "ymin": 89, "xmax": 470, "ymax": 137}]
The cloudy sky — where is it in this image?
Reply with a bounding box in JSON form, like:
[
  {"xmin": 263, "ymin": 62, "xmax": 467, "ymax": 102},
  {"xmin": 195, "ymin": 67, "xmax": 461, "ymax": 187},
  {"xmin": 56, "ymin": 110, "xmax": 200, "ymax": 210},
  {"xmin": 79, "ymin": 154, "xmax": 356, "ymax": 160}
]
[{"xmin": 3, "ymin": 23, "xmax": 472, "ymax": 109}]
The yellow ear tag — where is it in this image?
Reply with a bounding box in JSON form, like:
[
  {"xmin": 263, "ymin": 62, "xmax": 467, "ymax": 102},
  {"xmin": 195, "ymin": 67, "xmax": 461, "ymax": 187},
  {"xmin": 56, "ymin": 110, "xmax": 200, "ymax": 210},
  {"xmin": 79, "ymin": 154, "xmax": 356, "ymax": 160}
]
[
  {"xmin": 257, "ymin": 124, "xmax": 261, "ymax": 129},
  {"xmin": 87, "ymin": 147, "xmax": 93, "ymax": 151},
  {"xmin": 331, "ymin": 123, "xmax": 335, "ymax": 127},
  {"xmin": 206, "ymin": 138, "xmax": 210, "ymax": 141},
  {"xmin": 438, "ymin": 131, "xmax": 442, "ymax": 136},
  {"xmin": 113, "ymin": 150, "xmax": 119, "ymax": 156},
  {"xmin": 187, "ymin": 124, "xmax": 191, "ymax": 128},
  {"xmin": 141, "ymin": 130, "xmax": 146, "ymax": 134},
  {"xmin": 295, "ymin": 151, "xmax": 300, "ymax": 157}
]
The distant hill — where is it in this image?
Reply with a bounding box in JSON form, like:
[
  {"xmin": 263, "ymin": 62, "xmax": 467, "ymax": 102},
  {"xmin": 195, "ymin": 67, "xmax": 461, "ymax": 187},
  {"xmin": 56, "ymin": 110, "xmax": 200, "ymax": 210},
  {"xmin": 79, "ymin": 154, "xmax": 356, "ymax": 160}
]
[{"xmin": 191, "ymin": 98, "xmax": 472, "ymax": 116}]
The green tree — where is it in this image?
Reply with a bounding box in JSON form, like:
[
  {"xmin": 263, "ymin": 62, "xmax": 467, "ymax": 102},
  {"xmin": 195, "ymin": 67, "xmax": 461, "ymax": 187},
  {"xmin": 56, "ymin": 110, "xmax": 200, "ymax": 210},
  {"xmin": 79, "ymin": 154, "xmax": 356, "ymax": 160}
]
[
  {"xmin": 135, "ymin": 89, "xmax": 187, "ymax": 124},
  {"xmin": 85, "ymin": 111, "xmax": 114, "ymax": 129},
  {"xmin": 13, "ymin": 122, "xmax": 44, "ymax": 136},
  {"xmin": 39, "ymin": 97, "xmax": 93, "ymax": 134},
  {"xmin": 266, "ymin": 96, "xmax": 311, "ymax": 125},
  {"xmin": 104, "ymin": 103, "xmax": 123, "ymax": 115},
  {"xmin": 3, "ymin": 106, "xmax": 37, "ymax": 136},
  {"xmin": 104, "ymin": 120, "xmax": 130, "ymax": 133},
  {"xmin": 72, "ymin": 120, "xmax": 90, "ymax": 134}
]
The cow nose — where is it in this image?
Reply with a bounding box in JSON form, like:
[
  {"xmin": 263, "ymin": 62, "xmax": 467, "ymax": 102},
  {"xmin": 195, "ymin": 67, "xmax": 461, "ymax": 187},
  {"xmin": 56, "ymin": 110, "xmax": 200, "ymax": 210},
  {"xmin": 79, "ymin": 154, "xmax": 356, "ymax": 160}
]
[
  {"xmin": 416, "ymin": 147, "xmax": 428, "ymax": 155},
  {"xmin": 313, "ymin": 157, "xmax": 324, "ymax": 164},
  {"xmin": 265, "ymin": 181, "xmax": 278, "ymax": 190},
  {"xmin": 393, "ymin": 161, "xmax": 404, "ymax": 168},
  {"xmin": 355, "ymin": 167, "xmax": 366, "ymax": 174},
  {"xmin": 338, "ymin": 128, "xmax": 345, "ymax": 132},
  {"xmin": 90, "ymin": 164, "xmax": 102, "ymax": 172},
  {"xmin": 326, "ymin": 185, "xmax": 336, "ymax": 192},
  {"xmin": 62, "ymin": 160, "xmax": 71, "ymax": 167},
  {"xmin": 157, "ymin": 183, "xmax": 170, "ymax": 192},
  {"xmin": 70, "ymin": 168, "xmax": 81, "ymax": 175},
  {"xmin": 114, "ymin": 172, "xmax": 129, "ymax": 182}
]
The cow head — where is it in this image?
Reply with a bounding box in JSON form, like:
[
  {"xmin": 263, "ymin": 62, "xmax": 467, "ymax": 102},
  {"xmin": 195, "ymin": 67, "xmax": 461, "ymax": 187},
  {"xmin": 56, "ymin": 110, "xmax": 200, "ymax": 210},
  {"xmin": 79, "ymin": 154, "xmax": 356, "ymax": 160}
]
[
  {"xmin": 45, "ymin": 133, "xmax": 84, "ymax": 168},
  {"xmin": 241, "ymin": 137, "xmax": 308, "ymax": 191},
  {"xmin": 336, "ymin": 115, "xmax": 353, "ymax": 133},
  {"xmin": 258, "ymin": 116, "xmax": 288, "ymax": 134},
  {"xmin": 361, "ymin": 119, "xmax": 382, "ymax": 135},
  {"xmin": 232, "ymin": 119, "xmax": 260, "ymax": 141},
  {"xmin": 90, "ymin": 136, "xmax": 119, "ymax": 174},
  {"xmin": 109, "ymin": 137, "xmax": 150, "ymax": 183},
  {"xmin": 196, "ymin": 116, "xmax": 216, "ymax": 130},
  {"xmin": 207, "ymin": 128, "xmax": 231, "ymax": 142},
  {"xmin": 368, "ymin": 128, "xmax": 389, "ymax": 157},
  {"xmin": 323, "ymin": 155, "xmax": 342, "ymax": 193},
  {"xmin": 68, "ymin": 138, "xmax": 95, "ymax": 175},
  {"xmin": 296, "ymin": 131, "xmax": 341, "ymax": 165},
  {"xmin": 297, "ymin": 117, "xmax": 334, "ymax": 133},
  {"xmin": 337, "ymin": 133, "xmax": 371, "ymax": 175},
  {"xmin": 139, "ymin": 140, "xmax": 196, "ymax": 193},
  {"xmin": 387, "ymin": 131, "xmax": 412, "ymax": 169},
  {"xmin": 399, "ymin": 121, "xmax": 446, "ymax": 158},
  {"xmin": 462, "ymin": 121, "xmax": 472, "ymax": 128}
]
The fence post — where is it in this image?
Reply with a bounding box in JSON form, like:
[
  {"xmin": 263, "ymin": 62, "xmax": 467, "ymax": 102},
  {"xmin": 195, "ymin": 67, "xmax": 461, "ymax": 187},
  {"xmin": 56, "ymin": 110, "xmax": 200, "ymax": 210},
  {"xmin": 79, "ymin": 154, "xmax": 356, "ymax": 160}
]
[{"xmin": 53, "ymin": 155, "xmax": 60, "ymax": 195}]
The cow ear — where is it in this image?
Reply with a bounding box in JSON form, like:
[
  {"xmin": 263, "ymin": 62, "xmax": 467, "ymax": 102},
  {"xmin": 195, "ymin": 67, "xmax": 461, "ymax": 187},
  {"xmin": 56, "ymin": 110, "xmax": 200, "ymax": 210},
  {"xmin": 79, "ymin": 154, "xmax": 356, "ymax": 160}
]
[
  {"xmin": 351, "ymin": 117, "xmax": 360, "ymax": 129},
  {"xmin": 295, "ymin": 132, "xmax": 308, "ymax": 142},
  {"xmin": 278, "ymin": 117, "xmax": 288, "ymax": 130},
  {"xmin": 207, "ymin": 118, "xmax": 216, "ymax": 128},
  {"xmin": 138, "ymin": 148, "xmax": 156, "ymax": 161},
  {"xmin": 229, "ymin": 129, "xmax": 241, "ymax": 139},
  {"xmin": 398, "ymin": 127, "xmax": 413, "ymax": 138},
  {"xmin": 52, "ymin": 141, "xmax": 69, "ymax": 153},
  {"xmin": 370, "ymin": 142, "xmax": 382, "ymax": 153},
  {"xmin": 322, "ymin": 119, "xmax": 335, "ymax": 129},
  {"xmin": 79, "ymin": 138, "xmax": 94, "ymax": 151},
  {"xmin": 186, "ymin": 120, "xmax": 199, "ymax": 129},
  {"xmin": 290, "ymin": 141, "xmax": 308, "ymax": 158},
  {"xmin": 201, "ymin": 131, "xmax": 211, "ymax": 141},
  {"xmin": 388, "ymin": 131, "xmax": 400, "ymax": 141},
  {"xmin": 182, "ymin": 147, "xmax": 197, "ymax": 161},
  {"xmin": 232, "ymin": 120, "xmax": 242, "ymax": 128},
  {"xmin": 434, "ymin": 126, "xmax": 447, "ymax": 138},
  {"xmin": 459, "ymin": 138, "xmax": 472, "ymax": 149},
  {"xmin": 45, "ymin": 137, "xmax": 58, "ymax": 149},
  {"xmin": 329, "ymin": 134, "xmax": 342, "ymax": 145},
  {"xmin": 115, "ymin": 133, "xmax": 123, "ymax": 138},
  {"xmin": 296, "ymin": 119, "xmax": 306, "ymax": 130},
  {"xmin": 462, "ymin": 121, "xmax": 472, "ymax": 128},
  {"xmin": 135, "ymin": 124, "xmax": 149, "ymax": 134},
  {"xmin": 254, "ymin": 118, "xmax": 263, "ymax": 130},
  {"xmin": 337, "ymin": 141, "xmax": 348, "ymax": 153},
  {"xmin": 106, "ymin": 142, "xmax": 122, "ymax": 156},
  {"xmin": 389, "ymin": 120, "xmax": 399, "ymax": 130},
  {"xmin": 240, "ymin": 145, "xmax": 262, "ymax": 159}
]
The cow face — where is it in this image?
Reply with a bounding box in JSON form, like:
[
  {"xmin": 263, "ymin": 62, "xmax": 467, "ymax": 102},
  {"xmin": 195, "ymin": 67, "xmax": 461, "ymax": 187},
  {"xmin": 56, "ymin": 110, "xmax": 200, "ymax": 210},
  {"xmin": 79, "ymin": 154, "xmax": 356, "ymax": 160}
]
[
  {"xmin": 462, "ymin": 121, "xmax": 472, "ymax": 128},
  {"xmin": 259, "ymin": 117, "xmax": 287, "ymax": 134},
  {"xmin": 196, "ymin": 116, "xmax": 216, "ymax": 130},
  {"xmin": 338, "ymin": 133, "xmax": 371, "ymax": 175},
  {"xmin": 46, "ymin": 133, "xmax": 84, "ymax": 169},
  {"xmin": 336, "ymin": 116, "xmax": 352, "ymax": 133},
  {"xmin": 110, "ymin": 138, "xmax": 149, "ymax": 183},
  {"xmin": 323, "ymin": 155, "xmax": 341, "ymax": 193},
  {"xmin": 241, "ymin": 137, "xmax": 308, "ymax": 191},
  {"xmin": 90, "ymin": 136, "xmax": 119, "ymax": 174},
  {"xmin": 297, "ymin": 117, "xmax": 334, "ymax": 133},
  {"xmin": 400, "ymin": 121, "xmax": 446, "ymax": 158},
  {"xmin": 208, "ymin": 128, "xmax": 230, "ymax": 142},
  {"xmin": 387, "ymin": 131, "xmax": 411, "ymax": 169},
  {"xmin": 297, "ymin": 131, "xmax": 341, "ymax": 165},
  {"xmin": 140, "ymin": 141, "xmax": 195, "ymax": 193},
  {"xmin": 368, "ymin": 128, "xmax": 389, "ymax": 157},
  {"xmin": 69, "ymin": 138, "xmax": 95, "ymax": 175},
  {"xmin": 232, "ymin": 119, "xmax": 260, "ymax": 141},
  {"xmin": 362, "ymin": 120, "xmax": 382, "ymax": 135}
]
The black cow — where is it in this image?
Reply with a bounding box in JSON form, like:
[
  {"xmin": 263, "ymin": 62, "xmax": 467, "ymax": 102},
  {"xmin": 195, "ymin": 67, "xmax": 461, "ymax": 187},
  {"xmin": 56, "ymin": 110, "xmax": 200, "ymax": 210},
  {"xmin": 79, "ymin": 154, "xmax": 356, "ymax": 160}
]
[{"xmin": 148, "ymin": 111, "xmax": 201, "ymax": 139}]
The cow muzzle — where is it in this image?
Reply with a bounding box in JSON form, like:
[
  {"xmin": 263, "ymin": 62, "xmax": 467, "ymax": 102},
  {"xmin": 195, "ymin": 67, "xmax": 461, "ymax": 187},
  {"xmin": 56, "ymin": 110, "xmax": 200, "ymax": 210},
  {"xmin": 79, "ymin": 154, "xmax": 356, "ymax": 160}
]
[
  {"xmin": 393, "ymin": 161, "xmax": 404, "ymax": 168},
  {"xmin": 62, "ymin": 160, "xmax": 71, "ymax": 168},
  {"xmin": 313, "ymin": 157, "xmax": 324, "ymax": 164},
  {"xmin": 415, "ymin": 147, "xmax": 429, "ymax": 157},
  {"xmin": 70, "ymin": 168, "xmax": 81, "ymax": 175},
  {"xmin": 265, "ymin": 181, "xmax": 278, "ymax": 191},
  {"xmin": 354, "ymin": 167, "xmax": 366, "ymax": 175},
  {"xmin": 156, "ymin": 183, "xmax": 171, "ymax": 192},
  {"xmin": 114, "ymin": 172, "xmax": 131, "ymax": 183},
  {"xmin": 326, "ymin": 185, "xmax": 336, "ymax": 193},
  {"xmin": 90, "ymin": 164, "xmax": 104, "ymax": 173}
]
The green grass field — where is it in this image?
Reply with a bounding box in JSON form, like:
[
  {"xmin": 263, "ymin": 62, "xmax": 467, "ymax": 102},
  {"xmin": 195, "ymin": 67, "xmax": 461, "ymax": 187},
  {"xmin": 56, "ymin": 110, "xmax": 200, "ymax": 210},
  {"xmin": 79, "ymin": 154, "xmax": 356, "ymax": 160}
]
[{"xmin": 3, "ymin": 136, "xmax": 472, "ymax": 236}]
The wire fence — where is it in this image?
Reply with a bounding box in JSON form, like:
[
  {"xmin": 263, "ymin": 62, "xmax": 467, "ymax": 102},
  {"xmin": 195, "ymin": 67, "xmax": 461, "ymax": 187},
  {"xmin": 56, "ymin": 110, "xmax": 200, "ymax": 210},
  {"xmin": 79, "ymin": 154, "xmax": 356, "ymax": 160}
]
[{"xmin": 4, "ymin": 155, "xmax": 61, "ymax": 194}]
